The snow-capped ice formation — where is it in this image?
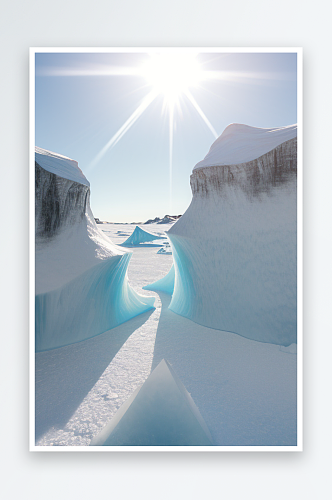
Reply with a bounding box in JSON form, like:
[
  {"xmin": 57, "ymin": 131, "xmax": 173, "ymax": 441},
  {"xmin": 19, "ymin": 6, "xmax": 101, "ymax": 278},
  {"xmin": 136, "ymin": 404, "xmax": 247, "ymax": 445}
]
[
  {"xmin": 35, "ymin": 146, "xmax": 90, "ymax": 187},
  {"xmin": 90, "ymin": 359, "xmax": 213, "ymax": 446},
  {"xmin": 194, "ymin": 123, "xmax": 297, "ymax": 170},
  {"xmin": 143, "ymin": 265, "xmax": 175, "ymax": 295},
  {"xmin": 119, "ymin": 225, "xmax": 166, "ymax": 247},
  {"xmin": 35, "ymin": 147, "xmax": 154, "ymax": 351},
  {"xmin": 168, "ymin": 124, "xmax": 297, "ymax": 346}
]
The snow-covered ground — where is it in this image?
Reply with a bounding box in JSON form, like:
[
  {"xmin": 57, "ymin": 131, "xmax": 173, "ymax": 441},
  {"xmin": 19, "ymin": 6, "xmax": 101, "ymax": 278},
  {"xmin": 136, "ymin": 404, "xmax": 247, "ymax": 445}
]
[{"xmin": 35, "ymin": 222, "xmax": 297, "ymax": 447}]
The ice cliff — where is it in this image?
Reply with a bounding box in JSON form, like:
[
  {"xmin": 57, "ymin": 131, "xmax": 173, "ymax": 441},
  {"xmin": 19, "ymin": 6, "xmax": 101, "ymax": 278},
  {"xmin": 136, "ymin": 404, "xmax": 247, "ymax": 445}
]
[
  {"xmin": 35, "ymin": 147, "xmax": 154, "ymax": 352},
  {"xmin": 167, "ymin": 124, "xmax": 297, "ymax": 346}
]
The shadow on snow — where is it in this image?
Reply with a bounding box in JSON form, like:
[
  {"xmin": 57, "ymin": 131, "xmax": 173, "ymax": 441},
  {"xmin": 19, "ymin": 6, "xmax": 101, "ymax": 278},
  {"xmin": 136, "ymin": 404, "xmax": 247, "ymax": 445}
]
[
  {"xmin": 35, "ymin": 308, "xmax": 154, "ymax": 441},
  {"xmin": 151, "ymin": 292, "xmax": 297, "ymax": 447}
]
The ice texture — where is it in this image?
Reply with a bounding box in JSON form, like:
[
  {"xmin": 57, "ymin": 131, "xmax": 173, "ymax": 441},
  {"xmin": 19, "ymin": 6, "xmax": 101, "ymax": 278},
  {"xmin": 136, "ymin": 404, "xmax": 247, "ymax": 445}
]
[
  {"xmin": 168, "ymin": 127, "xmax": 297, "ymax": 346},
  {"xmin": 143, "ymin": 264, "xmax": 175, "ymax": 295},
  {"xmin": 35, "ymin": 146, "xmax": 90, "ymax": 187},
  {"xmin": 119, "ymin": 225, "xmax": 166, "ymax": 247},
  {"xmin": 194, "ymin": 123, "xmax": 297, "ymax": 170},
  {"xmin": 35, "ymin": 147, "xmax": 154, "ymax": 351},
  {"xmin": 35, "ymin": 254, "xmax": 155, "ymax": 352},
  {"xmin": 90, "ymin": 359, "xmax": 213, "ymax": 446}
]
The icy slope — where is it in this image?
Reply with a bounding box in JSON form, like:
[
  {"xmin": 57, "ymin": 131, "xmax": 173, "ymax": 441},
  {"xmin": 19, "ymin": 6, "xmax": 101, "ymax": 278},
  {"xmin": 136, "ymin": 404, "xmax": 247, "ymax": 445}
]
[
  {"xmin": 194, "ymin": 123, "xmax": 297, "ymax": 170},
  {"xmin": 35, "ymin": 254, "xmax": 154, "ymax": 352},
  {"xmin": 143, "ymin": 265, "xmax": 175, "ymax": 295},
  {"xmin": 90, "ymin": 359, "xmax": 213, "ymax": 446},
  {"xmin": 168, "ymin": 125, "xmax": 297, "ymax": 346},
  {"xmin": 120, "ymin": 225, "xmax": 165, "ymax": 247},
  {"xmin": 35, "ymin": 147, "xmax": 154, "ymax": 351}
]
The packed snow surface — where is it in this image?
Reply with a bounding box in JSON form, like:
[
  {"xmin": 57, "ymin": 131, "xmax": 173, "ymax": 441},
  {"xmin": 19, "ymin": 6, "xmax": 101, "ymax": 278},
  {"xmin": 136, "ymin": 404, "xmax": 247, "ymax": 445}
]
[
  {"xmin": 194, "ymin": 123, "xmax": 297, "ymax": 170},
  {"xmin": 90, "ymin": 359, "xmax": 213, "ymax": 446},
  {"xmin": 35, "ymin": 146, "xmax": 90, "ymax": 187},
  {"xmin": 35, "ymin": 223, "xmax": 297, "ymax": 447}
]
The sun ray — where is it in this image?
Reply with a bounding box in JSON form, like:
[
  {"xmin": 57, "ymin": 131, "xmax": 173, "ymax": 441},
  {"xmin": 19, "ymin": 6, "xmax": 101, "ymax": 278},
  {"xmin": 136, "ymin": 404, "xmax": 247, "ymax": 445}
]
[
  {"xmin": 37, "ymin": 65, "xmax": 143, "ymax": 77},
  {"xmin": 185, "ymin": 90, "xmax": 218, "ymax": 139},
  {"xmin": 169, "ymin": 102, "xmax": 174, "ymax": 212},
  {"xmin": 87, "ymin": 90, "xmax": 158, "ymax": 171},
  {"xmin": 202, "ymin": 69, "xmax": 290, "ymax": 84}
]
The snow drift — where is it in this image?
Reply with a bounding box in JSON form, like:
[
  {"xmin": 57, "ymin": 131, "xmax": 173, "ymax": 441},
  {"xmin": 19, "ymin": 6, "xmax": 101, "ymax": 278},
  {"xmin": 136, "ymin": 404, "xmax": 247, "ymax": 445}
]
[
  {"xmin": 167, "ymin": 124, "xmax": 297, "ymax": 346},
  {"xmin": 119, "ymin": 225, "xmax": 166, "ymax": 247},
  {"xmin": 90, "ymin": 359, "xmax": 213, "ymax": 446},
  {"xmin": 35, "ymin": 147, "xmax": 154, "ymax": 352}
]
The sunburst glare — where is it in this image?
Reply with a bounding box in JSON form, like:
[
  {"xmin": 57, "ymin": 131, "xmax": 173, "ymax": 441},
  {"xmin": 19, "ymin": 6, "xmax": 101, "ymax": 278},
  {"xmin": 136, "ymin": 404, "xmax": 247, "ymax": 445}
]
[
  {"xmin": 141, "ymin": 53, "xmax": 202, "ymax": 106},
  {"xmin": 88, "ymin": 52, "xmax": 220, "ymax": 209}
]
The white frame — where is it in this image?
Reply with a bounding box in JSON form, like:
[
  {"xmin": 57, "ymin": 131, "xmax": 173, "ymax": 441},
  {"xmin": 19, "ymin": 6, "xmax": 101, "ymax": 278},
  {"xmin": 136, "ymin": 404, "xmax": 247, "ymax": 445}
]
[{"xmin": 29, "ymin": 47, "xmax": 303, "ymax": 452}]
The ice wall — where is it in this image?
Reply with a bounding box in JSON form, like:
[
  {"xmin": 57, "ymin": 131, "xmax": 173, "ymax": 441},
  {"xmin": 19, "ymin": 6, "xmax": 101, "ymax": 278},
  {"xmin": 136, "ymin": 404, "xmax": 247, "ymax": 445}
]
[
  {"xmin": 35, "ymin": 254, "xmax": 154, "ymax": 352},
  {"xmin": 35, "ymin": 147, "xmax": 154, "ymax": 351},
  {"xmin": 168, "ymin": 126, "xmax": 297, "ymax": 346}
]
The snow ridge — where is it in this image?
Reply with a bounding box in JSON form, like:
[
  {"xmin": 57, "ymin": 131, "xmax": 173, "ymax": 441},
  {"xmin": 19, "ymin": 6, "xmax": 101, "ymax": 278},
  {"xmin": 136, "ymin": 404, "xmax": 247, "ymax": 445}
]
[
  {"xmin": 194, "ymin": 123, "xmax": 297, "ymax": 170},
  {"xmin": 35, "ymin": 146, "xmax": 90, "ymax": 187}
]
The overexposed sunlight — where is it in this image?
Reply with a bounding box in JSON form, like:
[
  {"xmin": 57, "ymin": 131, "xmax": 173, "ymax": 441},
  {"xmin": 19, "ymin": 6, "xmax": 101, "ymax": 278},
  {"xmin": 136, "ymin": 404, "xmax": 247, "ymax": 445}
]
[
  {"xmin": 89, "ymin": 53, "xmax": 219, "ymax": 209},
  {"xmin": 141, "ymin": 53, "xmax": 202, "ymax": 107}
]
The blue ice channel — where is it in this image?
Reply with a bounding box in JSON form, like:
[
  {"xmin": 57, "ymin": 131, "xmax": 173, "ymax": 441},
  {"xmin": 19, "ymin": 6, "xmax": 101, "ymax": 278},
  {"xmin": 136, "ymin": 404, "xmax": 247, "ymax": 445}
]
[
  {"xmin": 143, "ymin": 265, "xmax": 175, "ymax": 295},
  {"xmin": 35, "ymin": 253, "xmax": 155, "ymax": 352}
]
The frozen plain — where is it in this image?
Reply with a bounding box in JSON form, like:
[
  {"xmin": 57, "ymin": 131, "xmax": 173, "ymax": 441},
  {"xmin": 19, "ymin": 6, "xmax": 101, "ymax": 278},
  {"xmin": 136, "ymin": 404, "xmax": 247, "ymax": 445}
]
[{"xmin": 35, "ymin": 222, "xmax": 297, "ymax": 447}]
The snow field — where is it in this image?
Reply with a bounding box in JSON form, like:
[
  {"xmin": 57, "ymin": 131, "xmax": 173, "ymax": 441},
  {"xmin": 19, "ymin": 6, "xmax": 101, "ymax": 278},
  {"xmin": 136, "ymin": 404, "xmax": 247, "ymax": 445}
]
[{"xmin": 35, "ymin": 223, "xmax": 296, "ymax": 447}]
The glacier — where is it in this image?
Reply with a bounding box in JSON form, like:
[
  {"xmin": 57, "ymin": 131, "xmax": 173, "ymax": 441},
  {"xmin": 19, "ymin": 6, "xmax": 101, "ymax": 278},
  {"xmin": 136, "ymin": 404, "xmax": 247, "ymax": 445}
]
[
  {"xmin": 167, "ymin": 124, "xmax": 297, "ymax": 346},
  {"xmin": 35, "ymin": 147, "xmax": 155, "ymax": 352},
  {"xmin": 119, "ymin": 225, "xmax": 166, "ymax": 247},
  {"xmin": 90, "ymin": 359, "xmax": 213, "ymax": 446}
]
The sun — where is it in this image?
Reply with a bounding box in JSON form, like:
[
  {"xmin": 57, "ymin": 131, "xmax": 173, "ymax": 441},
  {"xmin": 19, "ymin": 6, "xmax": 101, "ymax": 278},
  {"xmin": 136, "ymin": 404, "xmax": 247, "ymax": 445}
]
[
  {"xmin": 141, "ymin": 53, "xmax": 202, "ymax": 105},
  {"xmin": 89, "ymin": 51, "xmax": 218, "ymax": 206}
]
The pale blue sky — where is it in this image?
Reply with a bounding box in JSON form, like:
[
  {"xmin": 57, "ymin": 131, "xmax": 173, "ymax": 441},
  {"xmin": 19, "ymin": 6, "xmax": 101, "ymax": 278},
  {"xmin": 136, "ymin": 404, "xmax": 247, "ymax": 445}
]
[{"xmin": 35, "ymin": 51, "xmax": 297, "ymax": 222}]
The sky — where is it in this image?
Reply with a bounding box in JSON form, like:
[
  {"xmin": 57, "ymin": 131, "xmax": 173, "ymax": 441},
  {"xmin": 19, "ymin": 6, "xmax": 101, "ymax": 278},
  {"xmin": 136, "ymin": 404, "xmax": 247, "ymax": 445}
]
[{"xmin": 35, "ymin": 50, "xmax": 297, "ymax": 222}]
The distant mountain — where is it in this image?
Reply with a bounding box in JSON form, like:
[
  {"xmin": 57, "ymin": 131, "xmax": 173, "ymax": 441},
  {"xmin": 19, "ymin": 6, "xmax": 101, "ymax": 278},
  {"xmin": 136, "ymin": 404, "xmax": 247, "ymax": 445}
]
[
  {"xmin": 144, "ymin": 214, "xmax": 182, "ymax": 225},
  {"xmin": 93, "ymin": 215, "xmax": 182, "ymax": 225}
]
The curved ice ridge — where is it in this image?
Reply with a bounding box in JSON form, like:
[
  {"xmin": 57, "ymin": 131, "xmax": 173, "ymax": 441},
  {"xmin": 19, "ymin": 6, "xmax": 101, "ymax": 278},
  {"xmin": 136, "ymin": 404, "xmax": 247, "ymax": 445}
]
[
  {"xmin": 168, "ymin": 133, "xmax": 297, "ymax": 346},
  {"xmin": 35, "ymin": 147, "xmax": 154, "ymax": 351},
  {"xmin": 35, "ymin": 253, "xmax": 155, "ymax": 352},
  {"xmin": 143, "ymin": 265, "xmax": 175, "ymax": 295}
]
